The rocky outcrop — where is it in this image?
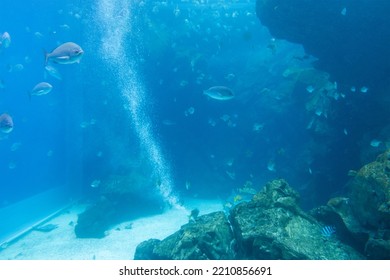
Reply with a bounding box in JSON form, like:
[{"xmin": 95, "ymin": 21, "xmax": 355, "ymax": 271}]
[
  {"xmin": 135, "ymin": 179, "xmax": 364, "ymax": 260},
  {"xmin": 229, "ymin": 179, "xmax": 362, "ymax": 259},
  {"xmin": 135, "ymin": 155, "xmax": 390, "ymax": 259},
  {"xmin": 310, "ymin": 198, "xmax": 370, "ymax": 254},
  {"xmin": 311, "ymin": 150, "xmax": 390, "ymax": 259},
  {"xmin": 75, "ymin": 174, "xmax": 163, "ymax": 238},
  {"xmin": 134, "ymin": 211, "xmax": 236, "ymax": 260},
  {"xmin": 348, "ymin": 150, "xmax": 390, "ymax": 229},
  {"xmin": 256, "ymin": 0, "xmax": 390, "ymax": 90},
  {"xmin": 348, "ymin": 150, "xmax": 390, "ymax": 259},
  {"xmin": 134, "ymin": 152, "xmax": 390, "ymax": 259}
]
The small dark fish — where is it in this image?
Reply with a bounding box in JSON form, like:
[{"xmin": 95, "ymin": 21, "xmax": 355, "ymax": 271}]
[
  {"xmin": 203, "ymin": 86, "xmax": 234, "ymax": 100},
  {"xmin": 0, "ymin": 113, "xmax": 13, "ymax": 133},
  {"xmin": 45, "ymin": 42, "xmax": 84, "ymax": 65}
]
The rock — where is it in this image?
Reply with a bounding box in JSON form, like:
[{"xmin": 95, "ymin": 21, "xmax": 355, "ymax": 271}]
[
  {"xmin": 348, "ymin": 150, "xmax": 390, "ymax": 229},
  {"xmin": 309, "ymin": 151, "xmax": 390, "ymax": 258},
  {"xmin": 134, "ymin": 239, "xmax": 162, "ymax": 260},
  {"xmin": 229, "ymin": 179, "xmax": 363, "ymax": 259},
  {"xmin": 309, "ymin": 198, "xmax": 369, "ymax": 253},
  {"xmin": 365, "ymin": 237, "xmax": 390, "ymax": 259},
  {"xmin": 256, "ymin": 0, "xmax": 390, "ymax": 89},
  {"xmin": 75, "ymin": 196, "xmax": 116, "ymax": 238},
  {"xmin": 75, "ymin": 174, "xmax": 163, "ymax": 238},
  {"xmin": 255, "ymin": 0, "xmax": 390, "ymax": 210},
  {"xmin": 134, "ymin": 179, "xmax": 363, "ymax": 260},
  {"xmin": 134, "ymin": 211, "xmax": 235, "ymax": 260}
]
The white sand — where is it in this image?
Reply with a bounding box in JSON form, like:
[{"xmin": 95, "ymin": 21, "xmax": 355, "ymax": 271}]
[{"xmin": 0, "ymin": 199, "xmax": 223, "ymax": 260}]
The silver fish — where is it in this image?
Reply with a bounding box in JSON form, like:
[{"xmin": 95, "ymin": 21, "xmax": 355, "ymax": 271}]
[
  {"xmin": 30, "ymin": 82, "xmax": 53, "ymax": 97},
  {"xmin": 45, "ymin": 42, "xmax": 84, "ymax": 65},
  {"xmin": 203, "ymin": 86, "xmax": 234, "ymax": 100},
  {"xmin": 0, "ymin": 32, "xmax": 11, "ymax": 48},
  {"xmin": 90, "ymin": 179, "xmax": 101, "ymax": 188},
  {"xmin": 44, "ymin": 65, "xmax": 62, "ymax": 80},
  {"xmin": 370, "ymin": 139, "xmax": 382, "ymax": 147}
]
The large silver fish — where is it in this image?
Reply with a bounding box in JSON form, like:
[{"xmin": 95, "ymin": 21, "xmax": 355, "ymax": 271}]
[
  {"xmin": 0, "ymin": 113, "xmax": 13, "ymax": 133},
  {"xmin": 45, "ymin": 42, "xmax": 84, "ymax": 65},
  {"xmin": 203, "ymin": 86, "xmax": 234, "ymax": 100}
]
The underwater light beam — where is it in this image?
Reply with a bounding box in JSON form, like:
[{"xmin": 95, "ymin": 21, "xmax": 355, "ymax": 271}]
[{"xmin": 96, "ymin": 0, "xmax": 180, "ymax": 208}]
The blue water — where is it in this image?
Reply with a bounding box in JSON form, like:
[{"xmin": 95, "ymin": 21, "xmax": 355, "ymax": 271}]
[
  {"xmin": 0, "ymin": 0, "xmax": 386, "ymax": 221},
  {"xmin": 0, "ymin": 1, "xmax": 85, "ymax": 206}
]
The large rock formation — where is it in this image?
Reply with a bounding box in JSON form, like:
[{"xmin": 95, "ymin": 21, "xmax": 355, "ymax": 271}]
[
  {"xmin": 349, "ymin": 151, "xmax": 390, "ymax": 229},
  {"xmin": 135, "ymin": 153, "xmax": 390, "ymax": 259},
  {"xmin": 311, "ymin": 150, "xmax": 390, "ymax": 259},
  {"xmin": 256, "ymin": 0, "xmax": 390, "ymax": 90},
  {"xmin": 75, "ymin": 174, "xmax": 163, "ymax": 238},
  {"xmin": 134, "ymin": 211, "xmax": 236, "ymax": 260},
  {"xmin": 135, "ymin": 179, "xmax": 364, "ymax": 260}
]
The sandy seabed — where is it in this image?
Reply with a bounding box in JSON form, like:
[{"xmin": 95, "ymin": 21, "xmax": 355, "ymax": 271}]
[{"xmin": 0, "ymin": 199, "xmax": 223, "ymax": 260}]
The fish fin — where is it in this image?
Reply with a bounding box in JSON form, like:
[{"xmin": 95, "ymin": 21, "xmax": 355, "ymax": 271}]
[{"xmin": 43, "ymin": 49, "xmax": 48, "ymax": 66}]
